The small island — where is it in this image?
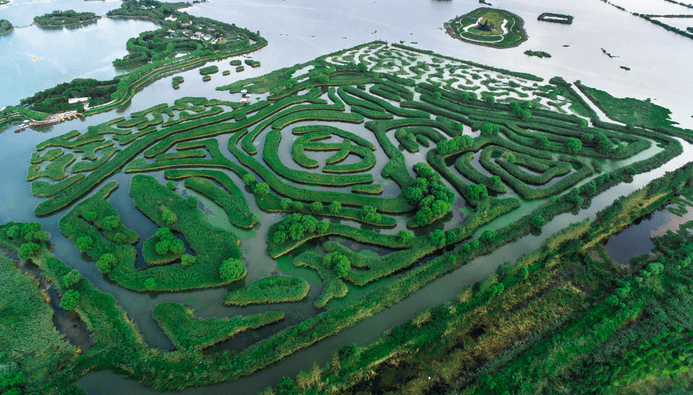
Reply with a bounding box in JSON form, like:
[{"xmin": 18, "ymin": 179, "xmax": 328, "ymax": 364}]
[
  {"xmin": 524, "ymin": 49, "xmax": 551, "ymax": 58},
  {"xmin": 33, "ymin": 10, "xmax": 99, "ymax": 27},
  {"xmin": 537, "ymin": 12, "xmax": 574, "ymax": 24},
  {"xmin": 444, "ymin": 7, "xmax": 528, "ymax": 48},
  {"xmin": 0, "ymin": 19, "xmax": 13, "ymax": 35}
]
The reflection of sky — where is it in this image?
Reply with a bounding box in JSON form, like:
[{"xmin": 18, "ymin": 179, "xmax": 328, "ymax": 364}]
[{"xmin": 0, "ymin": 18, "xmax": 157, "ymax": 107}]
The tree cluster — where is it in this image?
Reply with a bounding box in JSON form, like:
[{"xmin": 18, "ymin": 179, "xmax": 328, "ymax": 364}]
[
  {"xmin": 219, "ymin": 258, "xmax": 244, "ymax": 282},
  {"xmin": 154, "ymin": 227, "xmax": 185, "ymax": 256},
  {"xmin": 436, "ymin": 134, "xmax": 474, "ymax": 155},
  {"xmin": 405, "ymin": 163, "xmax": 456, "ymax": 226},
  {"xmin": 273, "ymin": 213, "xmax": 330, "ymax": 244},
  {"xmin": 322, "ymin": 251, "xmax": 351, "ymax": 278}
]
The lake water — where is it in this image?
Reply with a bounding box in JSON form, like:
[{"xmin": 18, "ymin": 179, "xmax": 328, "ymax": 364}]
[
  {"xmin": 1, "ymin": 0, "xmax": 693, "ymax": 393},
  {"xmin": 0, "ymin": 17, "xmax": 158, "ymax": 107}
]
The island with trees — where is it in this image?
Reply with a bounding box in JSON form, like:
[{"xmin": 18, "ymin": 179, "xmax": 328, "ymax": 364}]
[
  {"xmin": 33, "ymin": 10, "xmax": 99, "ymax": 27},
  {"xmin": 0, "ymin": 19, "xmax": 13, "ymax": 35},
  {"xmin": 4, "ymin": 36, "xmax": 693, "ymax": 394},
  {"xmin": 444, "ymin": 7, "xmax": 528, "ymax": 48}
]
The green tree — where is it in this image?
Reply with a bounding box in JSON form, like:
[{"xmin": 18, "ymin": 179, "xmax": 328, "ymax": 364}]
[
  {"xmin": 467, "ymin": 184, "xmax": 488, "ymax": 200},
  {"xmin": 254, "ymin": 183, "xmax": 270, "ymax": 198},
  {"xmin": 113, "ymin": 232, "xmax": 127, "ymax": 244},
  {"xmin": 181, "ymin": 254, "xmax": 196, "ymax": 267},
  {"xmin": 97, "ymin": 253, "xmax": 117, "ymax": 274},
  {"xmin": 18, "ymin": 242, "xmax": 41, "ymax": 260},
  {"xmin": 429, "ymin": 229, "xmax": 446, "ymax": 247},
  {"xmin": 273, "ymin": 231, "xmax": 288, "ymax": 244},
  {"xmin": 333, "ymin": 255, "xmax": 351, "ymax": 278},
  {"xmin": 292, "ymin": 201, "xmax": 304, "ymax": 211},
  {"xmin": 166, "ymin": 180, "xmax": 176, "ymax": 190},
  {"xmin": 329, "ymin": 201, "xmax": 341, "ymax": 215},
  {"xmin": 144, "ymin": 278, "xmax": 157, "ymax": 290},
  {"xmin": 281, "ymin": 198, "xmax": 293, "ymax": 210},
  {"xmin": 0, "ymin": 371, "xmax": 26, "ymax": 392},
  {"xmin": 220, "ymin": 258, "xmax": 244, "ymax": 281},
  {"xmin": 60, "ymin": 289, "xmax": 80, "ymax": 310},
  {"xmin": 186, "ymin": 197, "xmax": 198, "ymax": 209},
  {"xmin": 536, "ymin": 136, "xmax": 550, "ymax": 148},
  {"xmin": 530, "ymin": 215, "xmax": 546, "ymax": 229},
  {"xmin": 317, "ymin": 222, "xmax": 329, "ymax": 234},
  {"xmin": 311, "ymin": 201, "xmax": 323, "ymax": 213},
  {"xmin": 75, "ymin": 236, "xmax": 93, "ymax": 252},
  {"xmin": 162, "ymin": 210, "xmax": 177, "ymax": 225},
  {"xmin": 62, "ymin": 270, "xmax": 81, "ymax": 288},
  {"xmin": 489, "ymin": 175, "xmax": 503, "ymax": 190},
  {"xmin": 20, "ymin": 222, "xmax": 41, "ymax": 242},
  {"xmin": 242, "ymin": 173, "xmax": 256, "ymax": 185},
  {"xmin": 480, "ymin": 123, "xmax": 499, "ymax": 136},
  {"xmin": 480, "ymin": 229, "xmax": 495, "ymax": 243},
  {"xmin": 398, "ymin": 229, "xmax": 413, "ymax": 244},
  {"xmin": 6, "ymin": 225, "xmax": 20, "ymax": 240},
  {"xmin": 103, "ymin": 215, "xmax": 120, "ymax": 231},
  {"xmin": 406, "ymin": 186, "xmax": 424, "ymax": 204},
  {"xmin": 83, "ymin": 211, "xmax": 97, "ymax": 222},
  {"xmin": 432, "ymin": 91, "xmax": 442, "ymax": 100},
  {"xmin": 566, "ymin": 137, "xmax": 582, "ymax": 153},
  {"xmin": 504, "ymin": 152, "xmax": 516, "ymax": 164}
]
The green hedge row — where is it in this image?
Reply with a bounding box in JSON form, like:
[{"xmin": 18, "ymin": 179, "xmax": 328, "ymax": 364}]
[
  {"xmin": 223, "ymin": 275, "xmax": 309, "ymax": 306},
  {"xmin": 153, "ymin": 303, "xmax": 283, "ymax": 350}
]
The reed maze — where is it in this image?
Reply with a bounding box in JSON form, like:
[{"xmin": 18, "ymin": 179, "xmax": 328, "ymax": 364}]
[{"xmin": 4, "ymin": 41, "xmax": 692, "ymax": 393}]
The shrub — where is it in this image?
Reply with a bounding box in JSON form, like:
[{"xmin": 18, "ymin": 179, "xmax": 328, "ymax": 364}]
[
  {"xmin": 566, "ymin": 137, "xmax": 582, "ymax": 153},
  {"xmin": 530, "ymin": 215, "xmax": 546, "ymax": 229},
  {"xmin": 103, "ymin": 215, "xmax": 120, "ymax": 231},
  {"xmin": 220, "ymin": 258, "xmax": 244, "ymax": 282},
  {"xmin": 480, "ymin": 123, "xmax": 499, "ymax": 136},
  {"xmin": 166, "ymin": 180, "xmax": 176, "ymax": 190},
  {"xmin": 75, "ymin": 236, "xmax": 93, "ymax": 252},
  {"xmin": 292, "ymin": 201, "xmax": 304, "ymax": 211},
  {"xmin": 311, "ymin": 201, "xmax": 323, "ymax": 213},
  {"xmin": 254, "ymin": 183, "xmax": 270, "ymax": 198},
  {"xmin": 144, "ymin": 278, "xmax": 157, "ymax": 290},
  {"xmin": 181, "ymin": 254, "xmax": 196, "ymax": 267},
  {"xmin": 60, "ymin": 289, "xmax": 80, "ymax": 310},
  {"xmin": 62, "ymin": 270, "xmax": 81, "ymax": 288},
  {"xmin": 186, "ymin": 197, "xmax": 198, "ymax": 209},
  {"xmin": 480, "ymin": 229, "xmax": 495, "ymax": 243},
  {"xmin": 467, "ymin": 184, "xmax": 488, "ymax": 200},
  {"xmin": 398, "ymin": 229, "xmax": 413, "ymax": 244},
  {"xmin": 242, "ymin": 173, "xmax": 256, "ymax": 185},
  {"xmin": 329, "ymin": 201, "xmax": 342, "ymax": 214},
  {"xmin": 281, "ymin": 198, "xmax": 293, "ymax": 210},
  {"xmin": 429, "ymin": 229, "xmax": 446, "ymax": 247},
  {"xmin": 83, "ymin": 211, "xmax": 97, "ymax": 222},
  {"xmin": 113, "ymin": 232, "xmax": 127, "ymax": 244},
  {"xmin": 162, "ymin": 209, "xmax": 177, "ymax": 225},
  {"xmin": 18, "ymin": 242, "xmax": 41, "ymax": 260},
  {"xmin": 97, "ymin": 253, "xmax": 117, "ymax": 274}
]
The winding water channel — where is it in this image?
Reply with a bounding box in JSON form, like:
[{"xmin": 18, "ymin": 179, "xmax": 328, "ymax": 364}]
[{"xmin": 2, "ymin": 0, "xmax": 693, "ymax": 393}]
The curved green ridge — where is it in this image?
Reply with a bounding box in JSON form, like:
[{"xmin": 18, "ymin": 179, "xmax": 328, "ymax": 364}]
[
  {"xmin": 223, "ymin": 275, "xmax": 309, "ymax": 306},
  {"xmin": 153, "ymin": 303, "xmax": 284, "ymax": 350}
]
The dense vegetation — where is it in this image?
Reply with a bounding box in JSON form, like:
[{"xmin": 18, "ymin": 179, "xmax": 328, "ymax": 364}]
[
  {"xmin": 33, "ymin": 10, "xmax": 97, "ymax": 26},
  {"xmin": 0, "ymin": 19, "xmax": 13, "ymax": 35},
  {"xmin": 7, "ymin": 40, "xmax": 693, "ymax": 394}
]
